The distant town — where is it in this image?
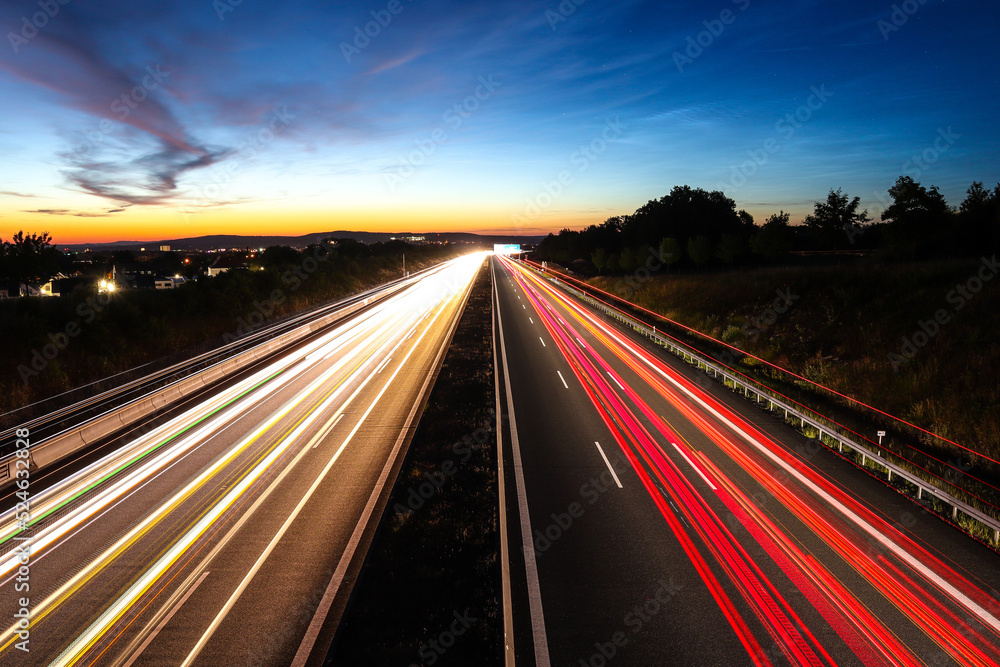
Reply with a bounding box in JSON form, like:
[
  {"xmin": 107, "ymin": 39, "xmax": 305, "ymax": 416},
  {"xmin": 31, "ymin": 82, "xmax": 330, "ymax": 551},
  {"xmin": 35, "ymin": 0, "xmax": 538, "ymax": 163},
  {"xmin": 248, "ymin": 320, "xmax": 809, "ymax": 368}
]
[{"xmin": 0, "ymin": 231, "xmax": 539, "ymax": 299}]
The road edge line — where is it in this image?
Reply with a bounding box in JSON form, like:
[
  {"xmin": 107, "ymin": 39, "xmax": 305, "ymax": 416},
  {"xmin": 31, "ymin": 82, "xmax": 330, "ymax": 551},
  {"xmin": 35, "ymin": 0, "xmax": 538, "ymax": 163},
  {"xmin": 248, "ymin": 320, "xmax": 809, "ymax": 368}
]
[
  {"xmin": 290, "ymin": 257, "xmax": 482, "ymax": 667},
  {"xmin": 494, "ymin": 258, "xmax": 551, "ymax": 666}
]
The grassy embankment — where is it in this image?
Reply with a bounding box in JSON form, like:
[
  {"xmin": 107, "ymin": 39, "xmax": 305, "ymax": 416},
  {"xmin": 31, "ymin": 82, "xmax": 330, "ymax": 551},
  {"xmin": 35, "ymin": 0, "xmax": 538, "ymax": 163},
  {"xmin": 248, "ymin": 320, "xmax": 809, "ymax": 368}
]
[
  {"xmin": 587, "ymin": 257, "xmax": 1000, "ymax": 501},
  {"xmin": 0, "ymin": 244, "xmax": 462, "ymax": 427},
  {"xmin": 329, "ymin": 260, "xmax": 499, "ymax": 666}
]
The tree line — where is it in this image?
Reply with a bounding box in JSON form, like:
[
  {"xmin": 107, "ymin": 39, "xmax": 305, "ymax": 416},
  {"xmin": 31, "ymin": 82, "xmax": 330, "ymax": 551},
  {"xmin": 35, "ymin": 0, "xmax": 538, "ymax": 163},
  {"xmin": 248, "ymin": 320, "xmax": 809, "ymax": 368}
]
[{"xmin": 535, "ymin": 178, "xmax": 1000, "ymax": 272}]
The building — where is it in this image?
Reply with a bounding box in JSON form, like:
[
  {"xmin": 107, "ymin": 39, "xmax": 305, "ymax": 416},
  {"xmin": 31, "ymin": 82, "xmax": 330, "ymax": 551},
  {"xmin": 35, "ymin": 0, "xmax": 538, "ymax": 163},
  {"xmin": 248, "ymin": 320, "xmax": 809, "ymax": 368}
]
[
  {"xmin": 47, "ymin": 275, "xmax": 96, "ymax": 296},
  {"xmin": 206, "ymin": 255, "xmax": 248, "ymax": 277}
]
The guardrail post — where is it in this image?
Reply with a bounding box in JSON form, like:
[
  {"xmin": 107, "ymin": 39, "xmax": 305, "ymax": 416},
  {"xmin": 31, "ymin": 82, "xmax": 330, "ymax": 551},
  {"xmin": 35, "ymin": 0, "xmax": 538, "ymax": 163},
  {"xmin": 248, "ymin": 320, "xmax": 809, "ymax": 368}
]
[{"xmin": 548, "ymin": 269, "xmax": 1000, "ymax": 547}]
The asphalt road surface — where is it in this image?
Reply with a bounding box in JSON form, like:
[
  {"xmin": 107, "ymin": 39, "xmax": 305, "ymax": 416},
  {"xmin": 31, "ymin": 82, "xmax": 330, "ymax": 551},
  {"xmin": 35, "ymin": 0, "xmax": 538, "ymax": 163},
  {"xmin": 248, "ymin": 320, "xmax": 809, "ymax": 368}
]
[
  {"xmin": 0, "ymin": 253, "xmax": 484, "ymax": 666},
  {"xmin": 493, "ymin": 254, "xmax": 1000, "ymax": 667}
]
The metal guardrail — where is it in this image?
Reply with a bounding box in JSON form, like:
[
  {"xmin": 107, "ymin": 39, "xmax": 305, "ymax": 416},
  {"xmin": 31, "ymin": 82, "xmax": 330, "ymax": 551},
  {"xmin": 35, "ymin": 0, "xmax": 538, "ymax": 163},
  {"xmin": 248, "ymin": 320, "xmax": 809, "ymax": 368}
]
[
  {"xmin": 540, "ymin": 270, "xmax": 1000, "ymax": 546},
  {"xmin": 0, "ymin": 295, "xmax": 376, "ymax": 485},
  {"xmin": 0, "ymin": 269, "xmax": 430, "ymax": 453},
  {"xmin": 0, "ymin": 261, "xmax": 458, "ymax": 485}
]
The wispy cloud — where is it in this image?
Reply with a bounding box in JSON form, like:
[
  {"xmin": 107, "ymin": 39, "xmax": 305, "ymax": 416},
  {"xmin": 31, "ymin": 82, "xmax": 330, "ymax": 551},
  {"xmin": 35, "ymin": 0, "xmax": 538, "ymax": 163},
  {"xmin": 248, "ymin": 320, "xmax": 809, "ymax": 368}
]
[
  {"xmin": 63, "ymin": 143, "xmax": 229, "ymax": 205},
  {"xmin": 23, "ymin": 208, "xmax": 114, "ymax": 217},
  {"xmin": 0, "ymin": 9, "xmax": 222, "ymax": 206},
  {"xmin": 366, "ymin": 50, "xmax": 425, "ymax": 75}
]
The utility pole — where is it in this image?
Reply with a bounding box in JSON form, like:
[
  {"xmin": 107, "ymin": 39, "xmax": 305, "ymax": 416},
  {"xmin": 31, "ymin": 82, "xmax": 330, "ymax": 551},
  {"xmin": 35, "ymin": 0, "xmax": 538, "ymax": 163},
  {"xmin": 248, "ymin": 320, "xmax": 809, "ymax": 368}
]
[{"xmin": 402, "ymin": 253, "xmax": 406, "ymax": 277}]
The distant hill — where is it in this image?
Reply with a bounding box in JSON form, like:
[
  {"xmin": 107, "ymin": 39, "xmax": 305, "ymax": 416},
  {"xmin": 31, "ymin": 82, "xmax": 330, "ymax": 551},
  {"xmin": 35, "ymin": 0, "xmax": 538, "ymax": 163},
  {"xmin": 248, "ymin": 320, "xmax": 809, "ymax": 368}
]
[{"xmin": 62, "ymin": 230, "xmax": 544, "ymax": 252}]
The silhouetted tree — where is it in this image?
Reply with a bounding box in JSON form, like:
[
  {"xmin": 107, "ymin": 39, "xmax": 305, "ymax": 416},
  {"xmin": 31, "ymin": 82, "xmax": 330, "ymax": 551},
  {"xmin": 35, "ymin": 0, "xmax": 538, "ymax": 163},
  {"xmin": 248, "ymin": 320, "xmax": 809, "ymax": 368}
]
[
  {"xmin": 751, "ymin": 211, "xmax": 794, "ymax": 260},
  {"xmin": 624, "ymin": 186, "xmax": 750, "ymax": 251},
  {"xmin": 804, "ymin": 189, "xmax": 870, "ymax": 250},
  {"xmin": 881, "ymin": 176, "xmax": 950, "ymax": 257},
  {"xmin": 259, "ymin": 245, "xmax": 302, "ymax": 269},
  {"xmin": 0, "ymin": 231, "xmax": 62, "ymax": 292},
  {"xmin": 957, "ymin": 181, "xmax": 1000, "ymax": 253}
]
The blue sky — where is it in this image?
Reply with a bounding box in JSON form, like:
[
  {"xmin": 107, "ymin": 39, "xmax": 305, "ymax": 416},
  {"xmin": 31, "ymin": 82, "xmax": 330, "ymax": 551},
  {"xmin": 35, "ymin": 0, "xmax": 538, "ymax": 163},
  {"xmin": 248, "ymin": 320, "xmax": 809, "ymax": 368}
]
[{"xmin": 0, "ymin": 0, "xmax": 997, "ymax": 242}]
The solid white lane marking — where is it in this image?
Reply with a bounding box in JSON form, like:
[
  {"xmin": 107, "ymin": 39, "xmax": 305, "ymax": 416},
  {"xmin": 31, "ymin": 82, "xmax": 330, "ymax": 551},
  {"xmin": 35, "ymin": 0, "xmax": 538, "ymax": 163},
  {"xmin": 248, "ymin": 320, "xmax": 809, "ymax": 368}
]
[
  {"xmin": 496, "ymin": 272, "xmax": 551, "ymax": 666},
  {"xmin": 183, "ymin": 354, "xmax": 410, "ymax": 667},
  {"xmin": 557, "ymin": 371, "xmax": 569, "ymax": 389},
  {"xmin": 292, "ymin": 262, "xmax": 477, "ymax": 666},
  {"xmin": 594, "ymin": 442, "xmax": 622, "ymax": 488},
  {"xmin": 185, "ymin": 268, "xmax": 474, "ymax": 667},
  {"xmin": 493, "ymin": 262, "xmax": 516, "ymax": 663},
  {"xmin": 607, "ymin": 371, "xmax": 625, "ymax": 391},
  {"xmin": 122, "ymin": 570, "xmax": 211, "ymax": 667},
  {"xmin": 671, "ymin": 442, "xmax": 717, "ymax": 491},
  {"xmin": 575, "ymin": 305, "xmax": 1000, "ymax": 634},
  {"xmin": 312, "ymin": 413, "xmax": 345, "ymax": 449}
]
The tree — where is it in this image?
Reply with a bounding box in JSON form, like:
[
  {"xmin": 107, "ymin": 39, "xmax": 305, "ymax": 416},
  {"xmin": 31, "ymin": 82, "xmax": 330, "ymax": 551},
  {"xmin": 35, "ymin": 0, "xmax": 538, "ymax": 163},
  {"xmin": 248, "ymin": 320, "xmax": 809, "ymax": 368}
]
[
  {"xmin": 737, "ymin": 209, "xmax": 755, "ymax": 229},
  {"xmin": 881, "ymin": 176, "xmax": 951, "ymax": 256},
  {"xmin": 803, "ymin": 189, "xmax": 870, "ymax": 250},
  {"xmin": 618, "ymin": 246, "xmax": 638, "ymax": 273},
  {"xmin": 750, "ymin": 211, "xmax": 794, "ymax": 260},
  {"xmin": 716, "ymin": 234, "xmax": 745, "ymax": 264},
  {"xmin": 957, "ymin": 181, "xmax": 1000, "ymax": 252},
  {"xmin": 623, "ymin": 186, "xmax": 746, "ymax": 251},
  {"xmin": 606, "ymin": 253, "xmax": 620, "ymax": 273},
  {"xmin": 687, "ymin": 235, "xmax": 712, "ymax": 268},
  {"xmin": 0, "ymin": 231, "xmax": 62, "ymax": 293},
  {"xmin": 960, "ymin": 181, "xmax": 993, "ymax": 216},
  {"xmin": 658, "ymin": 237, "xmax": 681, "ymax": 271},
  {"xmin": 259, "ymin": 245, "xmax": 301, "ymax": 269},
  {"xmin": 591, "ymin": 247, "xmax": 609, "ymax": 274},
  {"xmin": 882, "ymin": 176, "xmax": 949, "ymax": 223}
]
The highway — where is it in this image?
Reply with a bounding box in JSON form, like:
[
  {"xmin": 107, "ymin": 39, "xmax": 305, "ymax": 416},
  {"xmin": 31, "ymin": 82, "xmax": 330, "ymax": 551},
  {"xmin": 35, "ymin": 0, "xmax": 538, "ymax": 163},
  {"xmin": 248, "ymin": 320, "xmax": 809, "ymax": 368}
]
[
  {"xmin": 493, "ymin": 254, "xmax": 1000, "ymax": 667},
  {"xmin": 0, "ymin": 252, "xmax": 484, "ymax": 667}
]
